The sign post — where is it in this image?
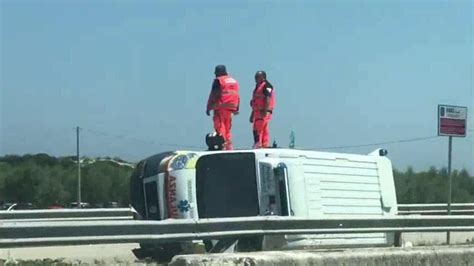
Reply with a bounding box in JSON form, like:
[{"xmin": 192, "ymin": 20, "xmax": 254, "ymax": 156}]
[{"xmin": 437, "ymin": 104, "xmax": 468, "ymax": 244}]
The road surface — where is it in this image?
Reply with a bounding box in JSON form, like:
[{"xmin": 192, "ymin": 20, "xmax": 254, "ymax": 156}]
[{"xmin": 1, "ymin": 232, "xmax": 473, "ymax": 265}]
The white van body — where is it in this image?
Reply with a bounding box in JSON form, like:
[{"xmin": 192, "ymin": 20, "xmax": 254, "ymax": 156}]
[
  {"xmin": 255, "ymin": 149, "xmax": 397, "ymax": 249},
  {"xmin": 134, "ymin": 148, "xmax": 398, "ymax": 251}
]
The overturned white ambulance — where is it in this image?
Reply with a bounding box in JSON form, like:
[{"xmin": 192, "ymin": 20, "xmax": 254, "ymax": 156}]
[{"xmin": 129, "ymin": 148, "xmax": 398, "ymax": 260}]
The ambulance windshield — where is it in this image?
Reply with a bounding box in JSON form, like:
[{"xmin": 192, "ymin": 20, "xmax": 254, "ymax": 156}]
[{"xmin": 195, "ymin": 152, "xmax": 259, "ymax": 218}]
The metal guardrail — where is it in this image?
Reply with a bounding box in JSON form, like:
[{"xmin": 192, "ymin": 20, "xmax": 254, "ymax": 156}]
[
  {"xmin": 0, "ymin": 208, "xmax": 133, "ymax": 222},
  {"xmin": 0, "ymin": 203, "xmax": 472, "ymax": 222},
  {"xmin": 397, "ymin": 203, "xmax": 474, "ymax": 215},
  {"xmin": 0, "ymin": 216, "xmax": 473, "ymax": 248}
]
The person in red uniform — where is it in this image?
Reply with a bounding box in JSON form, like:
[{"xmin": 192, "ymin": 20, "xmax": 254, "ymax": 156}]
[
  {"xmin": 250, "ymin": 70, "xmax": 275, "ymax": 149},
  {"xmin": 206, "ymin": 65, "xmax": 240, "ymax": 150}
]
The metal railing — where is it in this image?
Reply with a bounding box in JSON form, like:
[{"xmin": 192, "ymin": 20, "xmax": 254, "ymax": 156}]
[
  {"xmin": 1, "ymin": 203, "xmax": 472, "ymax": 222},
  {"xmin": 0, "ymin": 203, "xmax": 474, "ymax": 222},
  {"xmin": 0, "ymin": 215, "xmax": 473, "ymax": 248},
  {"xmin": 0, "ymin": 203, "xmax": 472, "ymax": 221},
  {"xmin": 0, "ymin": 208, "xmax": 133, "ymax": 222},
  {"xmin": 397, "ymin": 203, "xmax": 474, "ymax": 215}
]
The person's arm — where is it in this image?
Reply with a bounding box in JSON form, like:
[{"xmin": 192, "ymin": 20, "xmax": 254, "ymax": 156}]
[
  {"xmin": 235, "ymin": 94, "xmax": 240, "ymax": 114},
  {"xmin": 262, "ymin": 82, "xmax": 273, "ymax": 115},
  {"xmin": 206, "ymin": 79, "xmax": 220, "ymax": 115}
]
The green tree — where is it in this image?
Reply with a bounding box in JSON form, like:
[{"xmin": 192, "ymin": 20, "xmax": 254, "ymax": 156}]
[
  {"xmin": 0, "ymin": 154, "xmax": 133, "ymax": 208},
  {"xmin": 393, "ymin": 166, "xmax": 473, "ymax": 204}
]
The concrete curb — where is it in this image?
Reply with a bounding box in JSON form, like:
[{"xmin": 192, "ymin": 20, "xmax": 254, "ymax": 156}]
[{"xmin": 170, "ymin": 245, "xmax": 474, "ymax": 266}]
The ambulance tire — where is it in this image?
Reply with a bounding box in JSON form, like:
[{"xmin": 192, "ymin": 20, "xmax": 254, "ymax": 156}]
[
  {"xmin": 133, "ymin": 243, "xmax": 182, "ymax": 263},
  {"xmin": 203, "ymin": 237, "xmax": 262, "ymax": 253},
  {"xmin": 236, "ymin": 236, "xmax": 263, "ymax": 252},
  {"xmin": 132, "ymin": 246, "xmax": 152, "ymax": 260},
  {"xmin": 394, "ymin": 232, "xmax": 402, "ymax": 247},
  {"xmin": 204, "ymin": 240, "xmax": 213, "ymax": 252},
  {"xmin": 151, "ymin": 243, "xmax": 182, "ymax": 263}
]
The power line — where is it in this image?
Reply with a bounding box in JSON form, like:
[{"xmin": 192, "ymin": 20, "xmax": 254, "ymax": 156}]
[
  {"xmin": 313, "ymin": 128, "xmax": 473, "ymax": 151},
  {"xmin": 83, "ymin": 127, "xmax": 471, "ymax": 152},
  {"xmin": 313, "ymin": 135, "xmax": 440, "ymax": 151}
]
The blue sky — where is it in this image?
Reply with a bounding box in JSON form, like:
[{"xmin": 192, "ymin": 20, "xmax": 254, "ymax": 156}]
[{"xmin": 1, "ymin": 0, "xmax": 473, "ymax": 172}]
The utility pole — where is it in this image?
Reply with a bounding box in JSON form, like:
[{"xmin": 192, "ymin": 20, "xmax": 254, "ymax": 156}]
[{"xmin": 76, "ymin": 126, "xmax": 81, "ymax": 208}]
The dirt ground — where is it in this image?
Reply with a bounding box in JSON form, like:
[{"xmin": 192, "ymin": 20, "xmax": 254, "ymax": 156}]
[{"xmin": 0, "ymin": 243, "xmax": 153, "ymax": 265}]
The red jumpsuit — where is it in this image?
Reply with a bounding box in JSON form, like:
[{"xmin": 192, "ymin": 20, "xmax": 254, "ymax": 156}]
[
  {"xmin": 251, "ymin": 81, "xmax": 275, "ymax": 148},
  {"xmin": 207, "ymin": 75, "xmax": 240, "ymax": 150}
]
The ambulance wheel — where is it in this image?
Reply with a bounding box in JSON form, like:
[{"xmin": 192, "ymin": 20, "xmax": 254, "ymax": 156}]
[
  {"xmin": 133, "ymin": 243, "xmax": 182, "ymax": 263},
  {"xmin": 132, "ymin": 247, "xmax": 152, "ymax": 260},
  {"xmin": 394, "ymin": 232, "xmax": 402, "ymax": 247},
  {"xmin": 204, "ymin": 240, "xmax": 213, "ymax": 252},
  {"xmin": 151, "ymin": 243, "xmax": 182, "ymax": 263},
  {"xmin": 236, "ymin": 236, "xmax": 263, "ymax": 252}
]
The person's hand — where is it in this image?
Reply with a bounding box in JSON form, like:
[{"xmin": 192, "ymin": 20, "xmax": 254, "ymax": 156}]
[
  {"xmin": 249, "ymin": 113, "xmax": 254, "ymax": 123},
  {"xmin": 260, "ymin": 110, "xmax": 267, "ymax": 118},
  {"xmin": 233, "ymin": 111, "xmax": 239, "ymax": 116},
  {"xmin": 206, "ymin": 110, "xmax": 211, "ymax": 116}
]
